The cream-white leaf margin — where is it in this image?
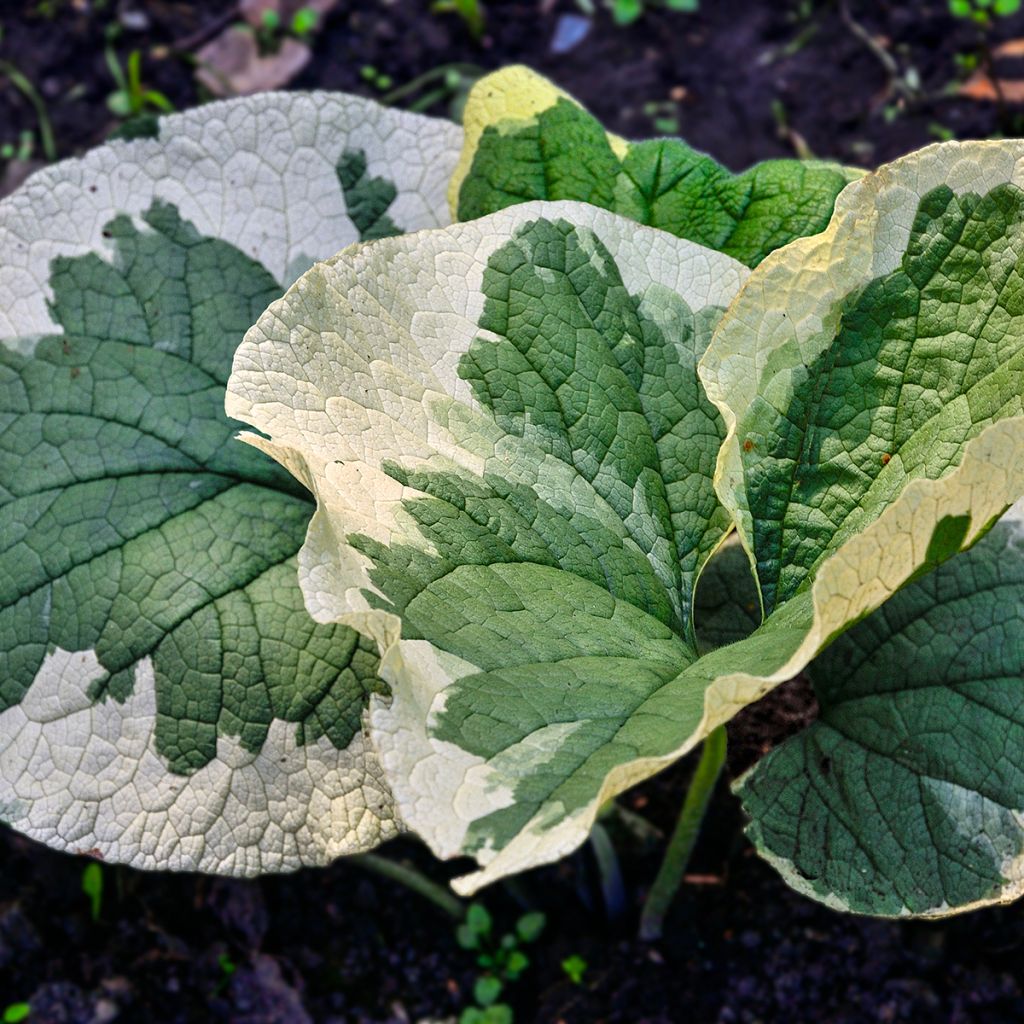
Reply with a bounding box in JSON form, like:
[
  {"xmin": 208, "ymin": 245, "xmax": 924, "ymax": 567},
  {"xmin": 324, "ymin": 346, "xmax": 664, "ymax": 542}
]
[
  {"xmin": 0, "ymin": 90, "xmax": 462, "ymax": 875},
  {"xmin": 701, "ymin": 139, "xmax": 1024, "ymax": 575}
]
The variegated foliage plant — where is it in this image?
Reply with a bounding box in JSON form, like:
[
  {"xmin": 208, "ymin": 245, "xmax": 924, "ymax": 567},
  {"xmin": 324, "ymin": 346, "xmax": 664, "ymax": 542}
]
[{"xmin": 4, "ymin": 69, "xmax": 1024, "ymax": 920}]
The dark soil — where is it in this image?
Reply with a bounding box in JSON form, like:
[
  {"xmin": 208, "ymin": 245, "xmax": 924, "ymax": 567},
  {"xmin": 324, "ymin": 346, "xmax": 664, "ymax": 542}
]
[{"xmin": 4, "ymin": 1, "xmax": 1024, "ymax": 1022}]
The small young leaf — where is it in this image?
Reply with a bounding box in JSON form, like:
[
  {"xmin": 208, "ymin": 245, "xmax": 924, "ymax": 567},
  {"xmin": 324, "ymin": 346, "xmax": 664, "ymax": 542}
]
[
  {"xmin": 561, "ymin": 955, "xmax": 588, "ymax": 984},
  {"xmin": 515, "ymin": 911, "xmax": 546, "ymax": 944},
  {"xmin": 82, "ymin": 862, "xmax": 103, "ymax": 922},
  {"xmin": 466, "ymin": 903, "xmax": 492, "ymax": 937},
  {"xmin": 473, "ymin": 976, "xmax": 504, "ymax": 1007},
  {"xmin": 504, "ymin": 950, "xmax": 529, "ymax": 979},
  {"xmin": 481, "ymin": 1006, "xmax": 514, "ymax": 1024}
]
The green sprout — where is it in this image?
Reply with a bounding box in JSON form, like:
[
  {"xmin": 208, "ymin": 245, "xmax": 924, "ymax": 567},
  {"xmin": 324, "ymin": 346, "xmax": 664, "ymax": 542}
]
[
  {"xmin": 432, "ymin": 0, "xmax": 486, "ymax": 40},
  {"xmin": 608, "ymin": 0, "xmax": 698, "ymax": 26},
  {"xmin": 291, "ymin": 7, "xmax": 319, "ymax": 38},
  {"xmin": 457, "ymin": 905, "xmax": 546, "ymax": 1024},
  {"xmin": 105, "ymin": 48, "xmax": 174, "ymax": 120},
  {"xmin": 360, "ymin": 65, "xmax": 394, "ymax": 91},
  {"xmin": 82, "ymin": 861, "xmax": 103, "ymax": 922},
  {"xmin": 561, "ymin": 954, "xmax": 589, "ymax": 985},
  {"xmin": 950, "ymin": 0, "xmax": 1020, "ymax": 25}
]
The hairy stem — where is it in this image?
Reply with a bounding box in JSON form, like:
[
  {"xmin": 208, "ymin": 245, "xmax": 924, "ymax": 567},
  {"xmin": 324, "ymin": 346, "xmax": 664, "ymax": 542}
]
[
  {"xmin": 639, "ymin": 726, "xmax": 727, "ymax": 941},
  {"xmin": 352, "ymin": 852, "xmax": 466, "ymax": 920}
]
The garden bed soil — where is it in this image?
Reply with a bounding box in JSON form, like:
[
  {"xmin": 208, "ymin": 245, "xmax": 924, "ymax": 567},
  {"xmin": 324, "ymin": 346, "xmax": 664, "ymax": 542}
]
[{"xmin": 3, "ymin": 1, "xmax": 1024, "ymax": 1021}]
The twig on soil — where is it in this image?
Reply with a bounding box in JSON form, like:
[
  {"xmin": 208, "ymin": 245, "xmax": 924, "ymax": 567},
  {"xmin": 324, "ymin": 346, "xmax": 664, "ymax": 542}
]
[
  {"xmin": 171, "ymin": 6, "xmax": 241, "ymax": 54},
  {"xmin": 839, "ymin": 0, "xmax": 919, "ymax": 104}
]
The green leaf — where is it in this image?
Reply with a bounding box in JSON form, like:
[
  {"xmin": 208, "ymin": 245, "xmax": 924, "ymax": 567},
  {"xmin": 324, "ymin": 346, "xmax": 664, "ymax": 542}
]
[
  {"xmin": 561, "ymin": 954, "xmax": 588, "ymax": 984},
  {"xmin": 229, "ymin": 145, "xmax": 1024, "ymax": 899},
  {"xmin": 515, "ymin": 910, "xmax": 546, "ymax": 943},
  {"xmin": 612, "ymin": 0, "xmax": 643, "ymax": 24},
  {"xmin": 226, "ymin": 203, "xmax": 750, "ymax": 888},
  {"xmin": 456, "ymin": 924, "xmax": 481, "ymax": 951},
  {"xmin": 0, "ymin": 90, "xmax": 464, "ymax": 875},
  {"xmin": 451, "ymin": 67, "xmax": 859, "ymax": 268},
  {"xmin": 693, "ymin": 537, "xmax": 760, "ymax": 653},
  {"xmin": 737, "ymin": 517, "xmax": 1024, "ymax": 917},
  {"xmin": 504, "ymin": 950, "xmax": 529, "ymax": 978},
  {"xmin": 466, "ymin": 902, "xmax": 493, "ymax": 937},
  {"xmin": 82, "ymin": 862, "xmax": 103, "ymax": 922},
  {"xmin": 474, "ymin": 976, "xmax": 503, "ymax": 1006},
  {"xmin": 2, "ymin": 1005, "xmax": 30, "ymax": 1024},
  {"xmin": 702, "ymin": 142, "xmax": 1024, "ymax": 619}
]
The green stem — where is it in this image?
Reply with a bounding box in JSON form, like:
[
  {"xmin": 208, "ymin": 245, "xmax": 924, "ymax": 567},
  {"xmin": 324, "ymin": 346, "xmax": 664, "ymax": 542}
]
[
  {"xmin": 639, "ymin": 725, "xmax": 727, "ymax": 941},
  {"xmin": 0, "ymin": 61, "xmax": 57, "ymax": 162},
  {"xmin": 589, "ymin": 822, "xmax": 625, "ymax": 919},
  {"xmin": 351, "ymin": 852, "xmax": 466, "ymax": 920},
  {"xmin": 377, "ymin": 63, "xmax": 481, "ymax": 106}
]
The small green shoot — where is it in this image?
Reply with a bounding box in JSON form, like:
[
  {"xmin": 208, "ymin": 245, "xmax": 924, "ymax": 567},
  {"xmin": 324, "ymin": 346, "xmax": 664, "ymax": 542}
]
[
  {"xmin": 214, "ymin": 952, "xmax": 237, "ymax": 996},
  {"xmin": 105, "ymin": 48, "xmax": 174, "ymax": 120},
  {"xmin": 82, "ymin": 861, "xmax": 103, "ymax": 922},
  {"xmin": 950, "ymin": 0, "xmax": 1020, "ymax": 26},
  {"xmin": 0, "ymin": 62, "xmax": 56, "ymax": 162},
  {"xmin": 360, "ymin": 65, "xmax": 394, "ymax": 91},
  {"xmin": 0, "ymin": 130, "xmax": 36, "ymax": 162},
  {"xmin": 643, "ymin": 100, "xmax": 679, "ymax": 135},
  {"xmin": 561, "ymin": 954, "xmax": 588, "ymax": 985},
  {"xmin": 254, "ymin": 7, "xmax": 320, "ymax": 54},
  {"xmin": 291, "ymin": 7, "xmax": 320, "ymax": 38},
  {"xmin": 432, "ymin": 0, "xmax": 486, "ymax": 40},
  {"xmin": 929, "ymin": 122, "xmax": 957, "ymax": 142},
  {"xmin": 457, "ymin": 905, "xmax": 546, "ymax": 1024},
  {"xmin": 608, "ymin": 0, "xmax": 698, "ymax": 25},
  {"xmin": 2, "ymin": 1005, "xmax": 30, "ymax": 1024}
]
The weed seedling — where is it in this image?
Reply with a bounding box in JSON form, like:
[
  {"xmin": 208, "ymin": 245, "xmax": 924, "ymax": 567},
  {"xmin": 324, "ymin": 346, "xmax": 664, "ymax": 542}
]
[
  {"xmin": 82, "ymin": 861, "xmax": 103, "ymax": 922},
  {"xmin": 105, "ymin": 47, "xmax": 174, "ymax": 119},
  {"xmin": 456, "ymin": 904, "xmax": 546, "ymax": 1024},
  {"xmin": 432, "ymin": 0, "xmax": 486, "ymax": 40},
  {"xmin": 561, "ymin": 955, "xmax": 588, "ymax": 985}
]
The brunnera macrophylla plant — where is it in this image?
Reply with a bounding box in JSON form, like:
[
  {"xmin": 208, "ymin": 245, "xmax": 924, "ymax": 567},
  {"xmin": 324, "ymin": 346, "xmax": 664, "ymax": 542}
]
[{"xmin": 2, "ymin": 68, "xmax": 1024, "ymax": 924}]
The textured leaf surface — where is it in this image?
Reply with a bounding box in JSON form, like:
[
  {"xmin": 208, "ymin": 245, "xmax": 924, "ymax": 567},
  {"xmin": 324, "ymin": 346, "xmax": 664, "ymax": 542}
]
[
  {"xmin": 737, "ymin": 516, "xmax": 1024, "ymax": 918},
  {"xmin": 227, "ymin": 202, "xmax": 750, "ymax": 887},
  {"xmin": 451, "ymin": 66, "xmax": 857, "ymax": 267},
  {"xmin": 703, "ymin": 141, "xmax": 1024, "ymax": 618},
  {"xmin": 0, "ymin": 92, "xmax": 462, "ymax": 874},
  {"xmin": 228, "ymin": 185, "xmax": 1024, "ymax": 895}
]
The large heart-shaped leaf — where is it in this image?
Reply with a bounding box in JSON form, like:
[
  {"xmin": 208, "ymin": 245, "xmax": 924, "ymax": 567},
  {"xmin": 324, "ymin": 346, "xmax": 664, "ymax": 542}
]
[
  {"xmin": 0, "ymin": 92, "xmax": 462, "ymax": 874},
  {"xmin": 228, "ymin": 141, "xmax": 1024, "ymax": 894},
  {"xmin": 450, "ymin": 66, "xmax": 859, "ymax": 268}
]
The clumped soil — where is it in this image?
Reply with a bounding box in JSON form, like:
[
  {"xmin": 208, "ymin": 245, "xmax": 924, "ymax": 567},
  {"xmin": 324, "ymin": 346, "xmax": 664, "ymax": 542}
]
[{"xmin": 3, "ymin": 1, "xmax": 1024, "ymax": 1022}]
